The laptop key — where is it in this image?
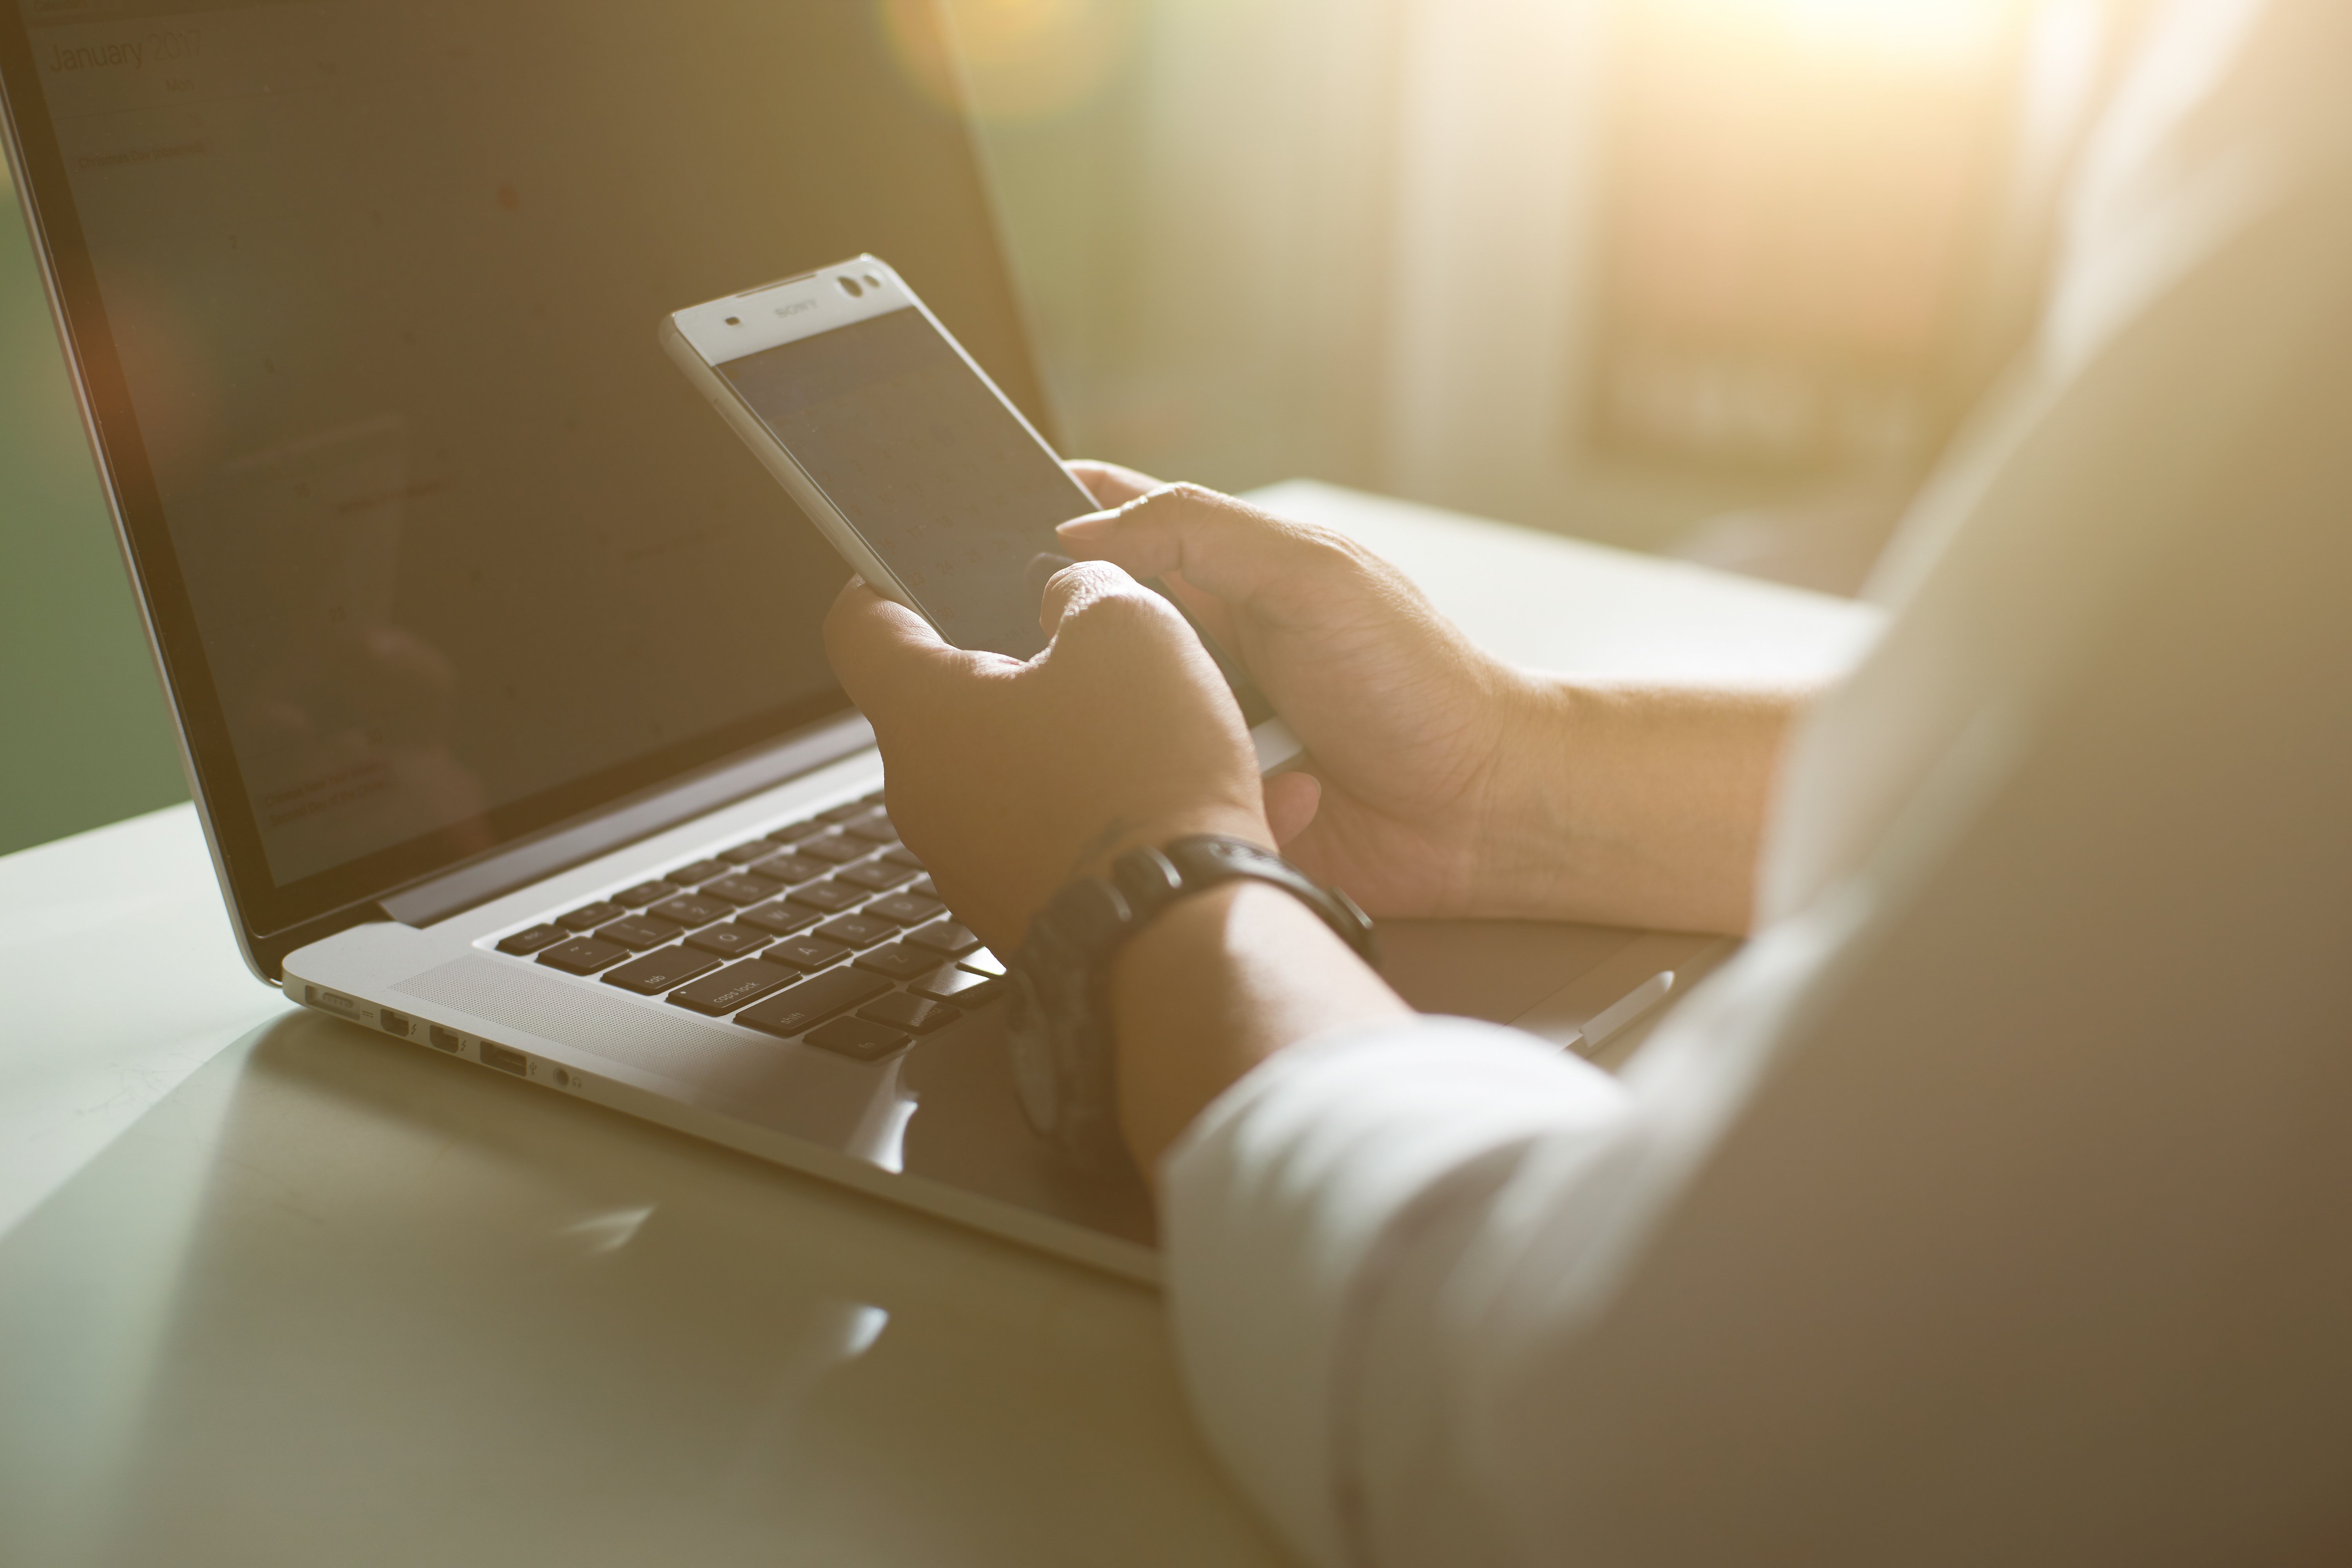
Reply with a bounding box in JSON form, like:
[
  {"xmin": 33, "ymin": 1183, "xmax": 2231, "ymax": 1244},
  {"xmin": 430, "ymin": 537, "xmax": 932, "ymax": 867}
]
[
  {"xmin": 866, "ymin": 893, "xmax": 946, "ymax": 926},
  {"xmin": 815, "ymin": 913, "xmax": 896, "ymax": 949},
  {"xmin": 539, "ymin": 936, "xmax": 630, "ymax": 975},
  {"xmin": 765, "ymin": 934, "xmax": 853, "ymax": 971},
  {"xmin": 684, "ymin": 923, "xmax": 771, "ymax": 958},
  {"xmin": 719, "ymin": 841, "xmax": 778, "ymax": 864},
  {"xmin": 667, "ymin": 858, "xmax": 731, "ymax": 885},
  {"xmin": 597, "ymin": 916, "xmax": 684, "ymax": 951},
  {"xmin": 837, "ymin": 860, "xmax": 917, "ymax": 892},
  {"xmin": 786, "ymin": 880, "xmax": 867, "ymax": 915},
  {"xmin": 844, "ymin": 808, "xmax": 897, "ymax": 842},
  {"xmin": 858, "ymin": 991, "xmax": 962, "ymax": 1034},
  {"xmin": 911, "ymin": 964, "xmax": 1004, "ymax": 1006},
  {"xmin": 798, "ymin": 832, "xmax": 868, "ymax": 864},
  {"xmin": 738, "ymin": 900, "xmax": 821, "ymax": 936},
  {"xmin": 735, "ymin": 967, "xmax": 891, "ymax": 1037},
  {"xmin": 702, "ymin": 873, "xmax": 782, "ymax": 906},
  {"xmin": 669, "ymin": 958, "xmax": 797, "ymax": 1016},
  {"xmin": 764, "ymin": 817, "xmax": 829, "ymax": 844},
  {"xmin": 904, "ymin": 918, "xmax": 980, "ymax": 956},
  {"xmin": 751, "ymin": 853, "xmax": 829, "ymax": 885},
  {"xmin": 907, "ymin": 877, "xmax": 940, "ymax": 900},
  {"xmin": 497, "ymin": 922, "xmax": 567, "ymax": 956},
  {"xmin": 648, "ymin": 893, "xmax": 731, "ymax": 928},
  {"xmin": 883, "ymin": 844, "xmax": 926, "ymax": 868},
  {"xmin": 853, "ymin": 942, "xmax": 938, "ymax": 982},
  {"xmin": 803, "ymin": 1015, "xmax": 912, "ymax": 1062},
  {"xmin": 557, "ymin": 901, "xmax": 628, "ymax": 931},
  {"xmin": 819, "ymin": 801, "xmax": 878, "ymax": 823},
  {"xmin": 602, "ymin": 945, "xmax": 722, "ymax": 995},
  {"xmin": 612, "ymin": 880, "xmax": 681, "ymax": 908},
  {"xmin": 958, "ymin": 947, "xmax": 1007, "ymax": 978}
]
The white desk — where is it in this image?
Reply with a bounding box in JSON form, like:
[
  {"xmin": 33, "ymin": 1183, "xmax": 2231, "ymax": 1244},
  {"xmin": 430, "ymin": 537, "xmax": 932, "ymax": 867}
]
[{"xmin": 0, "ymin": 483, "xmax": 1875, "ymax": 1567}]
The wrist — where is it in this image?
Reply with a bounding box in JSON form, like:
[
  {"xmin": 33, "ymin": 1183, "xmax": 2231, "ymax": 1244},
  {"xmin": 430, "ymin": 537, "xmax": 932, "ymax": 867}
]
[
  {"xmin": 1459, "ymin": 668, "xmax": 1586, "ymax": 915},
  {"xmin": 1465, "ymin": 676, "xmax": 1799, "ymax": 932},
  {"xmin": 1111, "ymin": 880, "xmax": 1406, "ymax": 1174},
  {"xmin": 1063, "ymin": 801, "xmax": 1271, "ymax": 887},
  {"xmin": 1007, "ymin": 830, "xmax": 1389, "ymax": 1172}
]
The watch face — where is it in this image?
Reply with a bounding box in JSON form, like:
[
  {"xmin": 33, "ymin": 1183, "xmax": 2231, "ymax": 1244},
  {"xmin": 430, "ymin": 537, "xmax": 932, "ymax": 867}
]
[{"xmin": 1006, "ymin": 971, "xmax": 1060, "ymax": 1135}]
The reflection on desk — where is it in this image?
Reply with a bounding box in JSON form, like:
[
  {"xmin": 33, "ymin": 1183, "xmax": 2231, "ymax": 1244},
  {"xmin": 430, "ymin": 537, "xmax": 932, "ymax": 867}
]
[{"xmin": 1, "ymin": 1008, "xmax": 1285, "ymax": 1565}]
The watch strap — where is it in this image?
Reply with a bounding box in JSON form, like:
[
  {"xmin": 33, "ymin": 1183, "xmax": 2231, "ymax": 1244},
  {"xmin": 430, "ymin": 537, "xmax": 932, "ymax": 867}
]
[
  {"xmin": 1133, "ymin": 835, "xmax": 1378, "ymax": 967},
  {"xmin": 1008, "ymin": 835, "xmax": 1378, "ymax": 1168},
  {"xmin": 1027, "ymin": 835, "xmax": 1377, "ymax": 972}
]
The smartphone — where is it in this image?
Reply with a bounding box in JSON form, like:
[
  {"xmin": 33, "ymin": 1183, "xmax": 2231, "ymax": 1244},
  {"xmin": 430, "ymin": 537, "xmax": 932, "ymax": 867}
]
[{"xmin": 662, "ymin": 256, "xmax": 1298, "ymax": 765}]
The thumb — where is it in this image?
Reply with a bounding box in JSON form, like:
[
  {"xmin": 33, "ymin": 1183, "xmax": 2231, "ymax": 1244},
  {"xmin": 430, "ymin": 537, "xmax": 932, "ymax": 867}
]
[
  {"xmin": 1056, "ymin": 483, "xmax": 1345, "ymax": 614},
  {"xmin": 1036, "ymin": 557, "xmax": 1177, "ymax": 644},
  {"xmin": 1263, "ymin": 769, "xmax": 1322, "ymax": 847},
  {"xmin": 1036, "ymin": 559, "xmax": 1225, "ymax": 694},
  {"xmin": 824, "ymin": 576, "xmax": 996, "ymax": 722}
]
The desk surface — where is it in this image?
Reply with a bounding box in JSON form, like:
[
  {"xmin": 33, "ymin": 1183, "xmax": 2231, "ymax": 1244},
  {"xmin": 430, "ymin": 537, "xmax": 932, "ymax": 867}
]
[{"xmin": 0, "ymin": 483, "xmax": 1875, "ymax": 1567}]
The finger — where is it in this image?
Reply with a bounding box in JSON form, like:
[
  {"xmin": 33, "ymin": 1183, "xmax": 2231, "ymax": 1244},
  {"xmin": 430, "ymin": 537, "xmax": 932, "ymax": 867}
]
[
  {"xmin": 1024, "ymin": 551, "xmax": 1075, "ymax": 604},
  {"xmin": 1056, "ymin": 483, "xmax": 1355, "ymax": 618},
  {"xmin": 1156, "ymin": 568, "xmax": 1243, "ymax": 657},
  {"xmin": 1262, "ymin": 768, "xmax": 1322, "ymax": 847},
  {"xmin": 1066, "ymin": 459, "xmax": 1161, "ymax": 510},
  {"xmin": 1036, "ymin": 557, "xmax": 1159, "ymax": 641},
  {"xmin": 823, "ymin": 577, "xmax": 995, "ymax": 720},
  {"xmin": 1044, "ymin": 554, "xmax": 1242, "ymax": 683},
  {"xmin": 1036, "ymin": 561, "xmax": 1218, "ymax": 691}
]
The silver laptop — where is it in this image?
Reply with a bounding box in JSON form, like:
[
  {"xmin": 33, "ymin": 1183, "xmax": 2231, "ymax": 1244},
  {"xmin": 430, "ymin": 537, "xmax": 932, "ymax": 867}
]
[{"xmin": 1, "ymin": 0, "xmax": 1720, "ymax": 1279}]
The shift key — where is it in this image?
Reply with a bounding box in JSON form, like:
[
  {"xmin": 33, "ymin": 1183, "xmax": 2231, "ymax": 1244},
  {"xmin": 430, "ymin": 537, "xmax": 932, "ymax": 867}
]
[{"xmin": 735, "ymin": 968, "xmax": 889, "ymax": 1038}]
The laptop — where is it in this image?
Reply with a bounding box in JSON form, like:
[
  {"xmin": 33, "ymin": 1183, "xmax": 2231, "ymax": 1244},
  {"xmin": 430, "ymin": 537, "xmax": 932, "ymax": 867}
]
[{"xmin": 1, "ymin": 0, "xmax": 1724, "ymax": 1279}]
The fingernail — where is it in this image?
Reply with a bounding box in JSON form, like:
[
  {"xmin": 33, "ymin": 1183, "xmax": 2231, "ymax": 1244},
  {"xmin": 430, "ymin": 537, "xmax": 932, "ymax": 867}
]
[{"xmin": 1058, "ymin": 510, "xmax": 1115, "ymax": 537}]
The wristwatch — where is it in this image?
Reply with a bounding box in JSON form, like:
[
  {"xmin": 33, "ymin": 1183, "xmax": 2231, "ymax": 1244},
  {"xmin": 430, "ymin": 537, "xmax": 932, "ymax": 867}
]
[{"xmin": 1006, "ymin": 833, "xmax": 1378, "ymax": 1171}]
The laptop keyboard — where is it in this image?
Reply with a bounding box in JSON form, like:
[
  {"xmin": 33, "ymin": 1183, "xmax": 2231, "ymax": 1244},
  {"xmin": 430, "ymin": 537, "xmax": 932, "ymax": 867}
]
[{"xmin": 481, "ymin": 790, "xmax": 1006, "ymax": 1063}]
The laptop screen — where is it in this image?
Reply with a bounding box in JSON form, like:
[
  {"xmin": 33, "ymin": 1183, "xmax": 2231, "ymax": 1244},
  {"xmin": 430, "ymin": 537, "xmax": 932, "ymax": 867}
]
[{"xmin": 0, "ymin": 0, "xmax": 1046, "ymax": 942}]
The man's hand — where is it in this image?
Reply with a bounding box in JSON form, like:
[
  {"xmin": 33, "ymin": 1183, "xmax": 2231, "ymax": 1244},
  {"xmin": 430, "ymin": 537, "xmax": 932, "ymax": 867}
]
[
  {"xmin": 823, "ymin": 560, "xmax": 1275, "ymax": 956},
  {"xmin": 1063, "ymin": 463, "xmax": 1537, "ymax": 917},
  {"xmin": 825, "ymin": 523, "xmax": 1407, "ymax": 1176},
  {"xmin": 1062, "ymin": 465, "xmax": 1802, "ymax": 934}
]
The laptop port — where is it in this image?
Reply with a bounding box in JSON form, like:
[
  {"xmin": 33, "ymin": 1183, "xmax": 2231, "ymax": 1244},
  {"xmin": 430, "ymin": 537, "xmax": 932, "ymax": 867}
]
[
  {"xmin": 479, "ymin": 1041, "xmax": 529, "ymax": 1077},
  {"xmin": 426, "ymin": 1024, "xmax": 462, "ymax": 1054},
  {"xmin": 380, "ymin": 1009, "xmax": 412, "ymax": 1037}
]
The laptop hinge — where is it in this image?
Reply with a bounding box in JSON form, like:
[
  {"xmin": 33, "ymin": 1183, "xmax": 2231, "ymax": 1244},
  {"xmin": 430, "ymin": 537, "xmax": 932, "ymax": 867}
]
[{"xmin": 379, "ymin": 711, "xmax": 875, "ymax": 928}]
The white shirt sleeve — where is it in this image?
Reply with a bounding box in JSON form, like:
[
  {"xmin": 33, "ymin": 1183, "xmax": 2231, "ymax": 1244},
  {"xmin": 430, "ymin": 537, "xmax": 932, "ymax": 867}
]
[
  {"xmin": 1162, "ymin": 897, "xmax": 1850, "ymax": 1568},
  {"xmin": 1160, "ymin": 1017, "xmax": 1631, "ymax": 1568},
  {"xmin": 1161, "ymin": 7, "xmax": 2352, "ymax": 1563}
]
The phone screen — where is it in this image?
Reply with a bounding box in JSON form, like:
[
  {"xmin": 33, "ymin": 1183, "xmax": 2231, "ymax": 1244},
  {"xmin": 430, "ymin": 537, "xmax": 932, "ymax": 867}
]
[{"xmin": 714, "ymin": 307, "xmax": 1086, "ymax": 659}]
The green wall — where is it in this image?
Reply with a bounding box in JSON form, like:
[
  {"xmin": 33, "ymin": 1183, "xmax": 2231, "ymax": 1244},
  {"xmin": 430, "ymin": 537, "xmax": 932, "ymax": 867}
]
[{"xmin": 0, "ymin": 180, "xmax": 189, "ymax": 857}]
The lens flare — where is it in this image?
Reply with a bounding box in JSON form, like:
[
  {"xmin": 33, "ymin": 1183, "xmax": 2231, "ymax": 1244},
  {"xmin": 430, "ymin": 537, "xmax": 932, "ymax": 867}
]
[{"xmin": 881, "ymin": 0, "xmax": 1136, "ymax": 125}]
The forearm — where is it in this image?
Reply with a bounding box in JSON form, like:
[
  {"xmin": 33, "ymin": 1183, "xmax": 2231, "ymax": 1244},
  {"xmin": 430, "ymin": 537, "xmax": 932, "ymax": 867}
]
[
  {"xmin": 1112, "ymin": 880, "xmax": 1411, "ymax": 1175},
  {"xmin": 1477, "ymin": 675, "xmax": 1813, "ymax": 935}
]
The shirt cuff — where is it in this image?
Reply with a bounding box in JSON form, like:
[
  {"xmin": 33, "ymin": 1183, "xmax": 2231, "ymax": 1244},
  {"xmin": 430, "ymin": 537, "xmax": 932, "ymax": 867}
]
[{"xmin": 1160, "ymin": 1014, "xmax": 1629, "ymax": 1568}]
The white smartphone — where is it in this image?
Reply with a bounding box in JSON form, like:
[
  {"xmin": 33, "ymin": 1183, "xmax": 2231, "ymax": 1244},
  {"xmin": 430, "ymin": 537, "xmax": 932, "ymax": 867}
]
[{"xmin": 662, "ymin": 255, "xmax": 1300, "ymax": 766}]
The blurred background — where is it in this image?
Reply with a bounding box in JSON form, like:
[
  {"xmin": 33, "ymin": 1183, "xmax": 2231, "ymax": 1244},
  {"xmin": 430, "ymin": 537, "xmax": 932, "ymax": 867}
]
[{"xmin": 1, "ymin": 0, "xmax": 2157, "ymax": 855}]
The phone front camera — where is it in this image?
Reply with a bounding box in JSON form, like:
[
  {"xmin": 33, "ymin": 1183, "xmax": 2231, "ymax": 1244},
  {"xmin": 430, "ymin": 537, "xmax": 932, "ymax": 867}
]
[{"xmin": 838, "ymin": 276, "xmax": 863, "ymax": 298}]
